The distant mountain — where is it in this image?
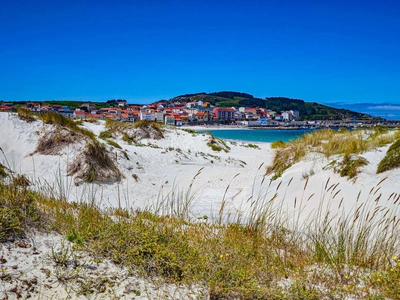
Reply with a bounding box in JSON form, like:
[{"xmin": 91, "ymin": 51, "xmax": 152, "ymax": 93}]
[
  {"xmin": 169, "ymin": 92, "xmax": 381, "ymax": 121},
  {"xmin": 325, "ymin": 102, "xmax": 400, "ymax": 121}
]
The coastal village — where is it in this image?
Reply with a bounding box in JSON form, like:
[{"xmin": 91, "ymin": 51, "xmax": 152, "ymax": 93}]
[{"xmin": 0, "ymin": 99, "xmax": 301, "ymax": 126}]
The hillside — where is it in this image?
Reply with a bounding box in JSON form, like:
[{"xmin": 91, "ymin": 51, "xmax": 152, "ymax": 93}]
[
  {"xmin": 170, "ymin": 91, "xmax": 380, "ymax": 121},
  {"xmin": 2, "ymin": 92, "xmax": 384, "ymax": 121}
]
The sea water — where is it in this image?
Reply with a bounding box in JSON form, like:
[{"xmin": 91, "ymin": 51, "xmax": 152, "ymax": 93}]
[{"xmin": 196, "ymin": 129, "xmax": 311, "ymax": 143}]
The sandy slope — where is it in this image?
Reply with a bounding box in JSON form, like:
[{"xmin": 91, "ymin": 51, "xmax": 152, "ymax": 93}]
[{"xmin": 0, "ymin": 113, "xmax": 274, "ymax": 220}]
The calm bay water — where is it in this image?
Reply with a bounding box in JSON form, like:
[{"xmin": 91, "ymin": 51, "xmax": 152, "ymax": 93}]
[{"xmin": 197, "ymin": 129, "xmax": 311, "ymax": 143}]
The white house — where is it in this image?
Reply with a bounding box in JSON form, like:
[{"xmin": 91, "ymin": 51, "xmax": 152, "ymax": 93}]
[
  {"xmin": 282, "ymin": 111, "xmax": 293, "ymax": 121},
  {"xmin": 290, "ymin": 110, "xmax": 300, "ymax": 119},
  {"xmin": 155, "ymin": 111, "xmax": 164, "ymax": 123},
  {"xmin": 139, "ymin": 111, "xmax": 155, "ymax": 121}
]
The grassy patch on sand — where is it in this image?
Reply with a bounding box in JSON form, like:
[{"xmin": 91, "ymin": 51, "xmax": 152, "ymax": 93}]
[
  {"xmin": 105, "ymin": 119, "xmax": 164, "ymax": 141},
  {"xmin": 206, "ymin": 134, "xmax": 230, "ymax": 153},
  {"xmin": 377, "ymin": 138, "xmax": 400, "ymax": 174},
  {"xmin": 267, "ymin": 127, "xmax": 399, "ymax": 179}
]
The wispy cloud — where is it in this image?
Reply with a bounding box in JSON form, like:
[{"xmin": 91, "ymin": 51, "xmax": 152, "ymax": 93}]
[{"xmin": 368, "ymin": 105, "xmax": 400, "ymax": 110}]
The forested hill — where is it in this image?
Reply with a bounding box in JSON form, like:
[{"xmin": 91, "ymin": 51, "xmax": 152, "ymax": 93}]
[{"xmin": 169, "ymin": 91, "xmax": 379, "ymax": 121}]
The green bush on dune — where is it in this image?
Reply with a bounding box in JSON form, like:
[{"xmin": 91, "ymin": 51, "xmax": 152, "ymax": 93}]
[{"xmin": 377, "ymin": 139, "xmax": 400, "ymax": 173}]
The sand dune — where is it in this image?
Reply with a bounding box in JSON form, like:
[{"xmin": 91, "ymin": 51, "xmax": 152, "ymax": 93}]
[{"xmin": 1, "ymin": 112, "xmax": 399, "ymax": 223}]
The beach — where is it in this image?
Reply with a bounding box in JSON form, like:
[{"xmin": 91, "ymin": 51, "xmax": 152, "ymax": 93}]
[
  {"xmin": 1, "ymin": 112, "xmax": 399, "ymax": 223},
  {"xmin": 1, "ymin": 112, "xmax": 400, "ymax": 299}
]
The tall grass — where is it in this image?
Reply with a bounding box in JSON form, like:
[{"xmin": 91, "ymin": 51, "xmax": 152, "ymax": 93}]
[{"xmin": 1, "ymin": 157, "xmax": 399, "ymax": 298}]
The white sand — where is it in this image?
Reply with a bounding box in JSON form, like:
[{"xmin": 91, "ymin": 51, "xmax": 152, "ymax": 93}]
[{"xmin": 0, "ymin": 113, "xmax": 273, "ymax": 221}]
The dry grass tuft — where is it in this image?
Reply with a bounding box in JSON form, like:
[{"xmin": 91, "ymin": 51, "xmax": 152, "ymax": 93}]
[
  {"xmin": 338, "ymin": 155, "xmax": 368, "ymax": 179},
  {"xmin": 67, "ymin": 142, "xmax": 122, "ymax": 184},
  {"xmin": 105, "ymin": 119, "xmax": 164, "ymax": 141},
  {"xmin": 34, "ymin": 127, "xmax": 80, "ymax": 155},
  {"xmin": 37, "ymin": 112, "xmax": 96, "ymax": 141},
  {"xmin": 17, "ymin": 108, "xmax": 36, "ymax": 122}
]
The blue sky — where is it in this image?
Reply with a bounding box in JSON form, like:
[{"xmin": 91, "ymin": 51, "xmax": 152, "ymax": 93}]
[{"xmin": 1, "ymin": 0, "xmax": 399, "ymax": 104}]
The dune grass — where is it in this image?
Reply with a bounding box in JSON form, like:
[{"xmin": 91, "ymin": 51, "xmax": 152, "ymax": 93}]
[
  {"xmin": 16, "ymin": 112, "xmax": 122, "ymax": 184},
  {"xmin": 98, "ymin": 130, "xmax": 113, "ymax": 140},
  {"xmin": 17, "ymin": 108, "xmax": 36, "ymax": 122},
  {"xmin": 377, "ymin": 138, "xmax": 400, "ymax": 174},
  {"xmin": 267, "ymin": 127, "xmax": 400, "ymax": 179},
  {"xmin": 1, "ymin": 157, "xmax": 399, "ymax": 299},
  {"xmin": 17, "ymin": 109, "xmax": 96, "ymax": 141},
  {"xmin": 67, "ymin": 141, "xmax": 122, "ymax": 183},
  {"xmin": 37, "ymin": 111, "xmax": 96, "ymax": 141},
  {"xmin": 206, "ymin": 133, "xmax": 231, "ymax": 153},
  {"xmin": 105, "ymin": 119, "xmax": 164, "ymax": 141}
]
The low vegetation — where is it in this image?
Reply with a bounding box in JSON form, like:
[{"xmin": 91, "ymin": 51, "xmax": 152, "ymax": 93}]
[
  {"xmin": 377, "ymin": 138, "xmax": 400, "ymax": 173},
  {"xmin": 98, "ymin": 130, "xmax": 113, "ymax": 139},
  {"xmin": 36, "ymin": 111, "xmax": 96, "ymax": 140},
  {"xmin": 105, "ymin": 119, "xmax": 164, "ymax": 141},
  {"xmin": 17, "ymin": 108, "xmax": 36, "ymax": 122},
  {"xmin": 337, "ymin": 155, "xmax": 369, "ymax": 179},
  {"xmin": 106, "ymin": 140, "xmax": 122, "ymax": 149},
  {"xmin": 206, "ymin": 134, "xmax": 230, "ymax": 153},
  {"xmin": 34, "ymin": 127, "xmax": 79, "ymax": 155},
  {"xmin": 267, "ymin": 127, "xmax": 400, "ymax": 180},
  {"xmin": 0, "ymin": 163, "xmax": 8, "ymax": 178},
  {"xmin": 1, "ymin": 162, "xmax": 399, "ymax": 298},
  {"xmin": 67, "ymin": 142, "xmax": 122, "ymax": 184},
  {"xmin": 181, "ymin": 128, "xmax": 198, "ymax": 135}
]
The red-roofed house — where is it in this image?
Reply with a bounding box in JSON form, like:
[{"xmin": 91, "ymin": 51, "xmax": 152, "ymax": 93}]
[{"xmin": 213, "ymin": 108, "xmax": 235, "ymax": 120}]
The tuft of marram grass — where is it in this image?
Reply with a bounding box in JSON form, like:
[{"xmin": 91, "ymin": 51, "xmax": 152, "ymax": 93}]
[
  {"xmin": 206, "ymin": 134, "xmax": 230, "ymax": 153},
  {"xmin": 377, "ymin": 138, "xmax": 400, "ymax": 174},
  {"xmin": 106, "ymin": 140, "xmax": 122, "ymax": 149},
  {"xmin": 106, "ymin": 119, "xmax": 164, "ymax": 141},
  {"xmin": 37, "ymin": 111, "xmax": 96, "ymax": 141},
  {"xmin": 67, "ymin": 141, "xmax": 122, "ymax": 184},
  {"xmin": 17, "ymin": 108, "xmax": 36, "ymax": 122},
  {"xmin": 98, "ymin": 130, "xmax": 113, "ymax": 140}
]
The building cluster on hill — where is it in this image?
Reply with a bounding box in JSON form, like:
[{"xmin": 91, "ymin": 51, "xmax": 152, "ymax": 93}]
[{"xmin": 15, "ymin": 99, "xmax": 300, "ymax": 126}]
